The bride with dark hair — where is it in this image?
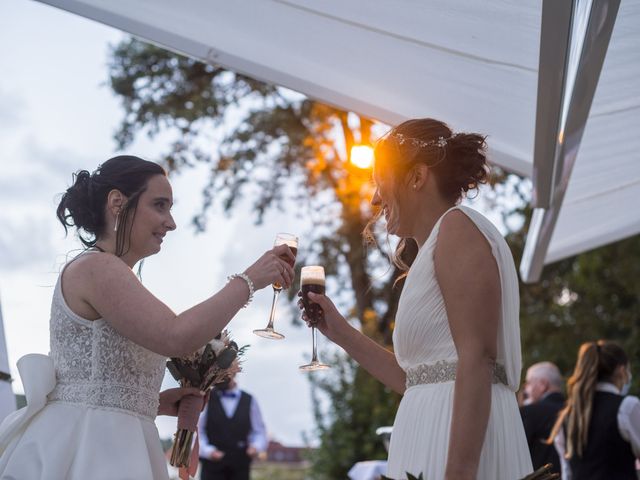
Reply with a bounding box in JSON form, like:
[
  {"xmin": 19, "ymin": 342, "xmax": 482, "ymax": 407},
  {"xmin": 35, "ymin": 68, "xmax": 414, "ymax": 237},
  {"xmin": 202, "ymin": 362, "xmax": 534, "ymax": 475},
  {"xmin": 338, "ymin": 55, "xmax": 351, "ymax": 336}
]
[{"xmin": 0, "ymin": 155, "xmax": 295, "ymax": 479}]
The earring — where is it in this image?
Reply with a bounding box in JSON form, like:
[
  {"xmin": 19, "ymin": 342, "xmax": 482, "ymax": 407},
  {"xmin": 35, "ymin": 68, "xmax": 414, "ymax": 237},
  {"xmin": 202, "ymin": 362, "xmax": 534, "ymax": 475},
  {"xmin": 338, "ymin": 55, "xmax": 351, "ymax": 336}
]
[
  {"xmin": 114, "ymin": 212, "xmax": 120, "ymax": 232},
  {"xmin": 413, "ymin": 184, "xmax": 417, "ymax": 190}
]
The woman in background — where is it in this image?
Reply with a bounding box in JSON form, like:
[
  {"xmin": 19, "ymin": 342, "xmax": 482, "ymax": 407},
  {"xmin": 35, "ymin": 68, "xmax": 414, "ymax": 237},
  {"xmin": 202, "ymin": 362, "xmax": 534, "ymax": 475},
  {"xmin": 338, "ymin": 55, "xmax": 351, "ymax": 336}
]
[{"xmin": 549, "ymin": 340, "xmax": 639, "ymax": 479}]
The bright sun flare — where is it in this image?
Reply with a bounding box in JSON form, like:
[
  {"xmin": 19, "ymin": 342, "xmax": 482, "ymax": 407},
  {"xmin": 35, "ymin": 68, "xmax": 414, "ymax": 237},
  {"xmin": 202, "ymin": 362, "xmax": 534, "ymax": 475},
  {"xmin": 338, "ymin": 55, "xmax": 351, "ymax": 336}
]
[{"xmin": 350, "ymin": 145, "xmax": 374, "ymax": 169}]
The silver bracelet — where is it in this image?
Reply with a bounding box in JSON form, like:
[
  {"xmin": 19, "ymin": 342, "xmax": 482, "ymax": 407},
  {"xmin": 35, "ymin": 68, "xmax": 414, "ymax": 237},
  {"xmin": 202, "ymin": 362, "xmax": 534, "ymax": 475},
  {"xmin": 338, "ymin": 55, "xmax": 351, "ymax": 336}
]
[{"xmin": 227, "ymin": 273, "xmax": 255, "ymax": 308}]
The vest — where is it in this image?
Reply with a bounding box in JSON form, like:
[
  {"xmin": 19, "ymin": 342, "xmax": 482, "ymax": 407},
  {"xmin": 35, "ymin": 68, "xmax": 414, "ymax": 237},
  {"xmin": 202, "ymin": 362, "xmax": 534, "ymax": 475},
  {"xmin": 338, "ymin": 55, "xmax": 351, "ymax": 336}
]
[
  {"xmin": 568, "ymin": 391, "xmax": 636, "ymax": 480},
  {"xmin": 205, "ymin": 391, "xmax": 252, "ymax": 453}
]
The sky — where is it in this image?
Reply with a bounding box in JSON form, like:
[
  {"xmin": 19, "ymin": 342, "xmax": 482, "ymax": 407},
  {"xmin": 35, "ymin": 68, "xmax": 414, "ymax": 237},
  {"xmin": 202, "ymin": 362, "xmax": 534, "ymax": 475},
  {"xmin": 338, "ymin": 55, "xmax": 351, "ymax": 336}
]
[{"xmin": 0, "ymin": 0, "xmax": 336, "ymax": 446}]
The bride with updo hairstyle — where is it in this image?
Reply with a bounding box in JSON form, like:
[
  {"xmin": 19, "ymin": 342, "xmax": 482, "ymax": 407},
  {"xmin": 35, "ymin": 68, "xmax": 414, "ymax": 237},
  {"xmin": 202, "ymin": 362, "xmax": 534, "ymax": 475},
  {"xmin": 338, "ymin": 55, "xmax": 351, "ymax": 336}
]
[
  {"xmin": 0, "ymin": 155, "xmax": 296, "ymax": 479},
  {"xmin": 300, "ymin": 119, "xmax": 533, "ymax": 479},
  {"xmin": 56, "ymin": 155, "xmax": 168, "ymax": 257}
]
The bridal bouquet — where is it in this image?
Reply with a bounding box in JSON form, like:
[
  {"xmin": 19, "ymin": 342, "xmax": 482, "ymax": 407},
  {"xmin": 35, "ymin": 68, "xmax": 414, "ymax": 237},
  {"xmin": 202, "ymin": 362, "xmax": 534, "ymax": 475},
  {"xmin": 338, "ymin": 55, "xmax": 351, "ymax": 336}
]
[
  {"xmin": 166, "ymin": 331, "xmax": 247, "ymax": 479},
  {"xmin": 381, "ymin": 463, "xmax": 559, "ymax": 480}
]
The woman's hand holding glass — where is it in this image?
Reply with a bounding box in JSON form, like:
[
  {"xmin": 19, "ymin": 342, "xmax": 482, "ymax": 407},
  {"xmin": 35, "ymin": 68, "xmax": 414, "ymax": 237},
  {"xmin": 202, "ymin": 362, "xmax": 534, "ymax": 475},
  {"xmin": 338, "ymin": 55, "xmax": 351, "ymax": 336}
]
[
  {"xmin": 253, "ymin": 233, "xmax": 298, "ymax": 340},
  {"xmin": 297, "ymin": 288, "xmax": 351, "ymax": 345},
  {"xmin": 243, "ymin": 244, "xmax": 296, "ymax": 291},
  {"xmin": 298, "ymin": 266, "xmax": 329, "ymax": 370}
]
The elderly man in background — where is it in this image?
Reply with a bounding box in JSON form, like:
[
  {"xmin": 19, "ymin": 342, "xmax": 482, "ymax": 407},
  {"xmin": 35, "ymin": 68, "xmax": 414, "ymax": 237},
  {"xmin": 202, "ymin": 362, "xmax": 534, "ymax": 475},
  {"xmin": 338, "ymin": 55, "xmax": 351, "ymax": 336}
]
[{"xmin": 520, "ymin": 362, "xmax": 565, "ymax": 477}]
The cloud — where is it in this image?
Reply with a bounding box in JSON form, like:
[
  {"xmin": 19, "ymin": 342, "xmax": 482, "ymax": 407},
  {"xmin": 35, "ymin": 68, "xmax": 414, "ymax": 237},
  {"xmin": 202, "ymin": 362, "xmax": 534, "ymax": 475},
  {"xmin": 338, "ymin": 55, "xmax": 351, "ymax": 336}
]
[
  {"xmin": 0, "ymin": 215, "xmax": 56, "ymax": 270},
  {"xmin": 0, "ymin": 138, "xmax": 85, "ymax": 271},
  {"xmin": 0, "ymin": 89, "xmax": 25, "ymax": 130},
  {"xmin": 0, "ymin": 138, "xmax": 93, "ymax": 218},
  {"xmin": 22, "ymin": 139, "xmax": 90, "ymax": 181}
]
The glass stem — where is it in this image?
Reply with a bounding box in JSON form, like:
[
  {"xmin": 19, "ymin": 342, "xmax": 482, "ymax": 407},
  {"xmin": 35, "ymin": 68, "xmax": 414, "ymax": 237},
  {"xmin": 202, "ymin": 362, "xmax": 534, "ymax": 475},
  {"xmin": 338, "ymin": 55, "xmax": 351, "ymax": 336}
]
[
  {"xmin": 311, "ymin": 326, "xmax": 319, "ymax": 363},
  {"xmin": 266, "ymin": 288, "xmax": 281, "ymax": 330}
]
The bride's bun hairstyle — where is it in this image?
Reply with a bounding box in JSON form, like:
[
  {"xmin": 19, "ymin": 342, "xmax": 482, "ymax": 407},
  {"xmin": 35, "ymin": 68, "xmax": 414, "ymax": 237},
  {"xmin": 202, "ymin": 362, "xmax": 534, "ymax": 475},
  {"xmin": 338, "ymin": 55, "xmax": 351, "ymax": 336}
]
[
  {"xmin": 373, "ymin": 118, "xmax": 489, "ymax": 202},
  {"xmin": 56, "ymin": 155, "xmax": 166, "ymax": 255},
  {"xmin": 365, "ymin": 118, "xmax": 490, "ymax": 277}
]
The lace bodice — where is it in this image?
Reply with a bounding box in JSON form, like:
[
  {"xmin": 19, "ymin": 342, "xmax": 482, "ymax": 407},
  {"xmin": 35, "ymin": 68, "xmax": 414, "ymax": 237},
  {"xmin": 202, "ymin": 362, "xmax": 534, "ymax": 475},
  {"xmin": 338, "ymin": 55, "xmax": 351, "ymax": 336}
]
[
  {"xmin": 392, "ymin": 205, "xmax": 522, "ymax": 391},
  {"xmin": 47, "ymin": 267, "xmax": 166, "ymax": 419}
]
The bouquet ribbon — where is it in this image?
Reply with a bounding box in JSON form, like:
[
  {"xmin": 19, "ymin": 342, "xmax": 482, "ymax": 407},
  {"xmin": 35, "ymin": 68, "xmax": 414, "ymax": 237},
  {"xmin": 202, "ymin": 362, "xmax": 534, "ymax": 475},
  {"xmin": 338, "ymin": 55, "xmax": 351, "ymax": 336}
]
[{"xmin": 176, "ymin": 394, "xmax": 204, "ymax": 480}]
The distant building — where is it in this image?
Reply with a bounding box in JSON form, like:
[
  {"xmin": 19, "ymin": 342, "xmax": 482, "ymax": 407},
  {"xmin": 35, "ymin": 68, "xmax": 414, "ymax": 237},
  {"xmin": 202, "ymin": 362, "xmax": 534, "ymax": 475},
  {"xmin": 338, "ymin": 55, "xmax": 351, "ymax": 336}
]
[{"xmin": 261, "ymin": 440, "xmax": 310, "ymax": 464}]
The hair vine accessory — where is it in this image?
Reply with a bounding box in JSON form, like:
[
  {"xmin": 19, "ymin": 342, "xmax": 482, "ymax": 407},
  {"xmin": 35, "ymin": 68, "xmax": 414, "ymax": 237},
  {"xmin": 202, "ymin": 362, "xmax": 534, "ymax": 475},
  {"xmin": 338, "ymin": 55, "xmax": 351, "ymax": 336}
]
[
  {"xmin": 392, "ymin": 133, "xmax": 448, "ymax": 149},
  {"xmin": 227, "ymin": 273, "xmax": 255, "ymax": 308}
]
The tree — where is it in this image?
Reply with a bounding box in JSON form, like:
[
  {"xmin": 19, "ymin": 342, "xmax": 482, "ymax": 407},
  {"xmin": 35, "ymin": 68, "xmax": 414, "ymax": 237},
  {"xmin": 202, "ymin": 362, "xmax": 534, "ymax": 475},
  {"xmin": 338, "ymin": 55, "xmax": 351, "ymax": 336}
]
[
  {"xmin": 108, "ymin": 38, "xmax": 410, "ymax": 324},
  {"xmin": 109, "ymin": 38, "xmax": 405, "ymax": 479},
  {"xmin": 108, "ymin": 38, "xmax": 639, "ymax": 478},
  {"xmin": 514, "ymin": 228, "xmax": 640, "ymax": 381}
]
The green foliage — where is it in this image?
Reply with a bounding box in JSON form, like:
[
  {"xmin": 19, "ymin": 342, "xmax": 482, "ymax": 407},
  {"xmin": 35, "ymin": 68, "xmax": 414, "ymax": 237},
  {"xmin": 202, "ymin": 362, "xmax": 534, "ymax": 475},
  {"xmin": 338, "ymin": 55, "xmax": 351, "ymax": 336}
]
[
  {"xmin": 109, "ymin": 38, "xmax": 342, "ymax": 228},
  {"xmin": 251, "ymin": 463, "xmax": 309, "ymax": 480},
  {"xmin": 306, "ymin": 352, "xmax": 400, "ymax": 480},
  {"xmin": 516, "ymin": 232, "xmax": 640, "ymax": 391}
]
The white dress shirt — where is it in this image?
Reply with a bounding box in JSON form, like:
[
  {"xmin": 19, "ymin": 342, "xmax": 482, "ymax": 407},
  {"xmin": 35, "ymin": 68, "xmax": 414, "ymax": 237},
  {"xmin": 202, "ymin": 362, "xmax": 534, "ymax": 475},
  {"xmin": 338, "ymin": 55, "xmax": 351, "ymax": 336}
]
[
  {"xmin": 554, "ymin": 382, "xmax": 640, "ymax": 480},
  {"xmin": 197, "ymin": 388, "xmax": 268, "ymax": 459}
]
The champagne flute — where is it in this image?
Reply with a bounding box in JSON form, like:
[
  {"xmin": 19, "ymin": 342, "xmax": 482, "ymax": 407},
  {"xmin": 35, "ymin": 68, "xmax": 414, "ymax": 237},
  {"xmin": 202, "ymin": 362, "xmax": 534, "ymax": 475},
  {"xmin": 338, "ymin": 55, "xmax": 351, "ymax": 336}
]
[
  {"xmin": 299, "ymin": 266, "xmax": 330, "ymax": 371},
  {"xmin": 253, "ymin": 233, "xmax": 298, "ymax": 340}
]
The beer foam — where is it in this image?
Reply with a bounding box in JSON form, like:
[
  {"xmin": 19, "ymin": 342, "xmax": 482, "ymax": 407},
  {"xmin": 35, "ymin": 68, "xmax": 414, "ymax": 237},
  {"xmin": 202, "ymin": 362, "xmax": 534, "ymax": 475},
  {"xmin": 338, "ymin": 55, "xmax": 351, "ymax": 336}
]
[
  {"xmin": 277, "ymin": 239, "xmax": 298, "ymax": 249},
  {"xmin": 301, "ymin": 277, "xmax": 326, "ymax": 287},
  {"xmin": 300, "ymin": 266, "xmax": 325, "ymax": 286},
  {"xmin": 274, "ymin": 233, "xmax": 298, "ymax": 250}
]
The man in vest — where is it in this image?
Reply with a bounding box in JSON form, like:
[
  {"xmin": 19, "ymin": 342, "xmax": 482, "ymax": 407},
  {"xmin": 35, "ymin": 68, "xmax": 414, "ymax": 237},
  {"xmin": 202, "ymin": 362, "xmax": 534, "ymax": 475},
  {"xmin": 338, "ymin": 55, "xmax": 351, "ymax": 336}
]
[{"xmin": 198, "ymin": 373, "xmax": 268, "ymax": 480}]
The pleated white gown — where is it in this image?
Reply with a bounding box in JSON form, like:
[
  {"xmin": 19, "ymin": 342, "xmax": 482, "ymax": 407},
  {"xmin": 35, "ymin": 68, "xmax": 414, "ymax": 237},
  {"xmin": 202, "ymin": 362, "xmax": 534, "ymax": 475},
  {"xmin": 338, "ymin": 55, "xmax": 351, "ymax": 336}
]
[{"xmin": 385, "ymin": 206, "xmax": 532, "ymax": 480}]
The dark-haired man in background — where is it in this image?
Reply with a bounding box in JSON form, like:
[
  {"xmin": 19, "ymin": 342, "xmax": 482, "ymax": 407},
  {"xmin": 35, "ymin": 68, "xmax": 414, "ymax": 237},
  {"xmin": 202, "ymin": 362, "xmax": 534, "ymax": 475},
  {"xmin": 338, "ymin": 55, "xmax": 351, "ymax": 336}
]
[{"xmin": 198, "ymin": 373, "xmax": 267, "ymax": 480}]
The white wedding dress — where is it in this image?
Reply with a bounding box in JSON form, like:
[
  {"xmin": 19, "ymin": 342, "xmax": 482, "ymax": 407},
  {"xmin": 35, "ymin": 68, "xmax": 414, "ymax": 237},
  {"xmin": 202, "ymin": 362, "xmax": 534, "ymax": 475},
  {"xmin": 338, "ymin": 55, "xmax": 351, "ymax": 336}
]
[
  {"xmin": 385, "ymin": 206, "xmax": 532, "ymax": 480},
  {"xmin": 0, "ymin": 257, "xmax": 168, "ymax": 479}
]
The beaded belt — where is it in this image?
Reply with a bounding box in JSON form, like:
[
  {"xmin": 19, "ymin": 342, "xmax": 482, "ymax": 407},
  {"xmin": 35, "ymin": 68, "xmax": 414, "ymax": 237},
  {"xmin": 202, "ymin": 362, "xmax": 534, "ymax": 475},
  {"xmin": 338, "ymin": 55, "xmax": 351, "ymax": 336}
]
[
  {"xmin": 48, "ymin": 381, "xmax": 159, "ymax": 420},
  {"xmin": 405, "ymin": 359, "xmax": 508, "ymax": 389}
]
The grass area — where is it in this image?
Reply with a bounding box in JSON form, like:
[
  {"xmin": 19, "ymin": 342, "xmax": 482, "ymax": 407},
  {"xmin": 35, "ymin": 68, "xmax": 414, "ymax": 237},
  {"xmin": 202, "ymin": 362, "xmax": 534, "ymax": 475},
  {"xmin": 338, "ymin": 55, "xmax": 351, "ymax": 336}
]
[
  {"xmin": 252, "ymin": 462, "xmax": 310, "ymax": 480},
  {"xmin": 166, "ymin": 461, "xmax": 311, "ymax": 480}
]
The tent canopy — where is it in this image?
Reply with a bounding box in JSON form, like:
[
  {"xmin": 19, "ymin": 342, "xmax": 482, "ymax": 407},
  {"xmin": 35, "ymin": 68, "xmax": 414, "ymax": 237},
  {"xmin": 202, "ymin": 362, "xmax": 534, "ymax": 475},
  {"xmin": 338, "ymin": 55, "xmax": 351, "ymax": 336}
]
[{"xmin": 36, "ymin": 0, "xmax": 640, "ymax": 282}]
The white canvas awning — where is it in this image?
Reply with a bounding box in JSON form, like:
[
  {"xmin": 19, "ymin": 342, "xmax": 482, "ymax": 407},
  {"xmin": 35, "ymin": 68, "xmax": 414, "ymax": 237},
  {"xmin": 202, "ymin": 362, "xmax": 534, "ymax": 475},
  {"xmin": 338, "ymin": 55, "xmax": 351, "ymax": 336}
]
[{"xmin": 35, "ymin": 0, "xmax": 640, "ymax": 282}]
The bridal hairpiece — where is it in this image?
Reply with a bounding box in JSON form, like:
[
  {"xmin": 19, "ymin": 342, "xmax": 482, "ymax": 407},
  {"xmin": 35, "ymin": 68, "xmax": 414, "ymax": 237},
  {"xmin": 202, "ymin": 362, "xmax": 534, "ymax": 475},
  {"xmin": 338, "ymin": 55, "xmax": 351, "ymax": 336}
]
[{"xmin": 391, "ymin": 133, "xmax": 448, "ymax": 149}]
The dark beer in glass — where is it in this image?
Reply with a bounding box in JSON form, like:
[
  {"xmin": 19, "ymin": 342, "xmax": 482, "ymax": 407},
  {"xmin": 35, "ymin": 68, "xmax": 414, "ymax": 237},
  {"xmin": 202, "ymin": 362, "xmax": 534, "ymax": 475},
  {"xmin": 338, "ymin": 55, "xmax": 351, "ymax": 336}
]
[{"xmin": 299, "ymin": 266, "xmax": 330, "ymax": 371}]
